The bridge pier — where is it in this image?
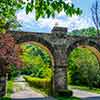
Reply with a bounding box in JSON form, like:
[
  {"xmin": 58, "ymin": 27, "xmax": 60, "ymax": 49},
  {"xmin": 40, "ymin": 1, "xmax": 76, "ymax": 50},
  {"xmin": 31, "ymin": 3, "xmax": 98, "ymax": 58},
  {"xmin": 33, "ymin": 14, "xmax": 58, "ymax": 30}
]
[
  {"xmin": 0, "ymin": 75, "xmax": 6, "ymax": 97},
  {"xmin": 0, "ymin": 58, "xmax": 8, "ymax": 97},
  {"xmin": 53, "ymin": 66, "xmax": 67, "ymax": 95}
]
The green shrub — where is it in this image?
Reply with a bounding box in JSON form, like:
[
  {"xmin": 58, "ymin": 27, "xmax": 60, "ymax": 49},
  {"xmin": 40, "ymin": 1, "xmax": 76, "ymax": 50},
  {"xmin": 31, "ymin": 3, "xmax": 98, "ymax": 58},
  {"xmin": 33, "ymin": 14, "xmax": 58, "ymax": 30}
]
[
  {"xmin": 0, "ymin": 80, "xmax": 13, "ymax": 100},
  {"xmin": 7, "ymin": 81, "xmax": 13, "ymax": 96},
  {"xmin": 68, "ymin": 48, "xmax": 100, "ymax": 88},
  {"xmin": 57, "ymin": 90, "xmax": 73, "ymax": 97},
  {"xmin": 24, "ymin": 76, "xmax": 51, "ymax": 89},
  {"xmin": 19, "ymin": 43, "xmax": 53, "ymax": 79},
  {"xmin": 8, "ymin": 43, "xmax": 53, "ymax": 80}
]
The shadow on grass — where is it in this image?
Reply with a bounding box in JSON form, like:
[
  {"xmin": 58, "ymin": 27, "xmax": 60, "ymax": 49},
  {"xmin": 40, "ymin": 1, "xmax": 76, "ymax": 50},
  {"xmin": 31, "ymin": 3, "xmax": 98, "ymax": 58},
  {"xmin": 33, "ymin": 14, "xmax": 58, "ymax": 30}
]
[{"xmin": 0, "ymin": 97, "xmax": 11, "ymax": 100}]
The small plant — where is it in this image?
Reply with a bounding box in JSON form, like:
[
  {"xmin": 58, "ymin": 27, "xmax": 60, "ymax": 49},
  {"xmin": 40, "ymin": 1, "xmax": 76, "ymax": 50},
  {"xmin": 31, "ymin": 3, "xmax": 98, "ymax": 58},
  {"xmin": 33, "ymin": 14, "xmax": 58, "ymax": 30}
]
[
  {"xmin": 0, "ymin": 80, "xmax": 13, "ymax": 100},
  {"xmin": 57, "ymin": 90, "xmax": 73, "ymax": 97}
]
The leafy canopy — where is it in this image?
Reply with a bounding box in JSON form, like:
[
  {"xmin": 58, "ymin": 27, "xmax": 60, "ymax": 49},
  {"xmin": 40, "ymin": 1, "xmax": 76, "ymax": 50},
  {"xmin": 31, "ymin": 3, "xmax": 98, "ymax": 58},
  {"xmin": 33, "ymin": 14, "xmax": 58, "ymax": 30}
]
[
  {"xmin": 19, "ymin": 43, "xmax": 53, "ymax": 78},
  {"xmin": 8, "ymin": 43, "xmax": 53, "ymax": 79},
  {"xmin": 0, "ymin": 0, "xmax": 23, "ymax": 33},
  {"xmin": 0, "ymin": 0, "xmax": 82, "ymax": 33},
  {"xmin": 68, "ymin": 27, "xmax": 97, "ymax": 37},
  {"xmin": 26, "ymin": 0, "xmax": 82, "ymax": 20}
]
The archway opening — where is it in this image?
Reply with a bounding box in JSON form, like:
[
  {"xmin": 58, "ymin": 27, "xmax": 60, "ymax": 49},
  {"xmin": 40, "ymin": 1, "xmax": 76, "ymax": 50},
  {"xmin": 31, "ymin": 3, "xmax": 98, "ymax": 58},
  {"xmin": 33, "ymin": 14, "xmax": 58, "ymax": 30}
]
[
  {"xmin": 7, "ymin": 41, "xmax": 54, "ymax": 98},
  {"xmin": 67, "ymin": 45, "xmax": 100, "ymax": 91}
]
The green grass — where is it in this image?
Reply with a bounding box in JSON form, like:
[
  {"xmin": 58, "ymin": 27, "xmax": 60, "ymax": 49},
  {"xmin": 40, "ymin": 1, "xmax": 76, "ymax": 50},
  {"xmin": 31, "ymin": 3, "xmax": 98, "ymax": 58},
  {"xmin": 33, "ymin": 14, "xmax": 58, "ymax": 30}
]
[
  {"xmin": 0, "ymin": 80, "xmax": 13, "ymax": 100},
  {"xmin": 0, "ymin": 97, "xmax": 11, "ymax": 100},
  {"xmin": 69, "ymin": 85, "xmax": 100, "ymax": 94},
  {"xmin": 55, "ymin": 96, "xmax": 80, "ymax": 100},
  {"xmin": 6, "ymin": 81, "xmax": 13, "ymax": 97}
]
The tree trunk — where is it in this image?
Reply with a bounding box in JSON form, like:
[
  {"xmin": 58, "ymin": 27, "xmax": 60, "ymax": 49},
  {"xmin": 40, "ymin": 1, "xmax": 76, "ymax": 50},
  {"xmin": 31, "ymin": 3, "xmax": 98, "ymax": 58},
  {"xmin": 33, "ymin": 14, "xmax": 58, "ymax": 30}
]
[{"xmin": 97, "ymin": 28, "xmax": 100, "ymax": 36}]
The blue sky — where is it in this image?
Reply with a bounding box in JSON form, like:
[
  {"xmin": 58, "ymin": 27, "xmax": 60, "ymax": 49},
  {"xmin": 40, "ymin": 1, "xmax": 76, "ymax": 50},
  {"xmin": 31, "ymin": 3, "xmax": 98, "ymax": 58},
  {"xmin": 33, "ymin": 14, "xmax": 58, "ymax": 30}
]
[
  {"xmin": 16, "ymin": 0, "xmax": 96, "ymax": 33},
  {"xmin": 73, "ymin": 0, "xmax": 95, "ymax": 16}
]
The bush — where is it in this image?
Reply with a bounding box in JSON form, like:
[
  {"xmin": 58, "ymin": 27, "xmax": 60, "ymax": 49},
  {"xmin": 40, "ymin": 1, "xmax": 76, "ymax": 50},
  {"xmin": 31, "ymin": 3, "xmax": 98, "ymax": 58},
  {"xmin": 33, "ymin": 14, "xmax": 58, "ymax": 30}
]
[
  {"xmin": 19, "ymin": 43, "xmax": 53, "ymax": 79},
  {"xmin": 8, "ymin": 64, "xmax": 20, "ymax": 80},
  {"xmin": 0, "ymin": 80, "xmax": 13, "ymax": 100},
  {"xmin": 24, "ymin": 76, "xmax": 51, "ymax": 89},
  {"xmin": 57, "ymin": 90, "xmax": 73, "ymax": 97},
  {"xmin": 68, "ymin": 48, "xmax": 100, "ymax": 88},
  {"xmin": 8, "ymin": 43, "xmax": 53, "ymax": 80},
  {"xmin": 7, "ymin": 81, "xmax": 13, "ymax": 96}
]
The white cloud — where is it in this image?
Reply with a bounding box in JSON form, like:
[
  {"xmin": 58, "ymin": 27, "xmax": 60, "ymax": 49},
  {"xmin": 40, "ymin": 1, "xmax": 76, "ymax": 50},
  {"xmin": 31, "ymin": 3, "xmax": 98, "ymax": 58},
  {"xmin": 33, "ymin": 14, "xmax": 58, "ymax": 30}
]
[
  {"xmin": 16, "ymin": 9, "xmax": 35, "ymax": 22},
  {"xmin": 22, "ymin": 0, "xmax": 31, "ymax": 3},
  {"xmin": 16, "ymin": 9, "xmax": 93, "ymax": 32},
  {"xmin": 66, "ymin": 15, "xmax": 94, "ymax": 31},
  {"xmin": 65, "ymin": 0, "xmax": 72, "ymax": 4},
  {"xmin": 38, "ymin": 18, "xmax": 67, "ymax": 29},
  {"xmin": 22, "ymin": 0, "xmax": 72, "ymax": 4},
  {"xmin": 37, "ymin": 15, "xmax": 93, "ymax": 32}
]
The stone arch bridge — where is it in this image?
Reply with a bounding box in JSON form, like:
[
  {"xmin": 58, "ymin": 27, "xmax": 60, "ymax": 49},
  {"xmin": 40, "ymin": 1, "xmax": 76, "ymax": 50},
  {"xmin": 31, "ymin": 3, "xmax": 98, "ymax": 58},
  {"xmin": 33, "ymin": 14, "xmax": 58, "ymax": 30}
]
[{"xmin": 1, "ymin": 27, "xmax": 100, "ymax": 96}]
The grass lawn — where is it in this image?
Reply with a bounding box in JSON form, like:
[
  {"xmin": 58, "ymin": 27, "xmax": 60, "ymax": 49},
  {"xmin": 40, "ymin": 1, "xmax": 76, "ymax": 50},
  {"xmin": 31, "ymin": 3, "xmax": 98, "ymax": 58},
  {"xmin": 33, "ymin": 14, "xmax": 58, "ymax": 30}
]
[
  {"xmin": 69, "ymin": 85, "xmax": 100, "ymax": 94},
  {"xmin": 55, "ymin": 96, "xmax": 80, "ymax": 100},
  {"xmin": 0, "ymin": 80, "xmax": 13, "ymax": 100}
]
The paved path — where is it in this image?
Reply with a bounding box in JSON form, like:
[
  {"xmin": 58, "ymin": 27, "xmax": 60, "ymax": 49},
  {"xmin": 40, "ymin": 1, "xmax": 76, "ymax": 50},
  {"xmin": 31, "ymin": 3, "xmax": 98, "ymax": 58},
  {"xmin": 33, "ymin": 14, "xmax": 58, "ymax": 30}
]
[
  {"xmin": 72, "ymin": 89, "xmax": 100, "ymax": 100},
  {"xmin": 11, "ymin": 76, "xmax": 56, "ymax": 100},
  {"xmin": 11, "ymin": 76, "xmax": 100, "ymax": 100}
]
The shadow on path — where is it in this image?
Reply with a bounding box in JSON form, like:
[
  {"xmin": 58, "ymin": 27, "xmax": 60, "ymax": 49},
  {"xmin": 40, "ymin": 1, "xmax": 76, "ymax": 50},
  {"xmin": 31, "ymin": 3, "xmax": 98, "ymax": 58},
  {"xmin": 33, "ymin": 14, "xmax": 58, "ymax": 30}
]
[
  {"xmin": 82, "ymin": 96, "xmax": 100, "ymax": 100},
  {"xmin": 12, "ymin": 97, "xmax": 55, "ymax": 100}
]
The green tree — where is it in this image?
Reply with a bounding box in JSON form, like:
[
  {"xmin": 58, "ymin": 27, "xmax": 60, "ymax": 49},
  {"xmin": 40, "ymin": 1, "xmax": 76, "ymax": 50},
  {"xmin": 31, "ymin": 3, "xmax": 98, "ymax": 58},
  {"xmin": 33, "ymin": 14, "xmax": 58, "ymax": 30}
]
[
  {"xmin": 0, "ymin": 0, "xmax": 82, "ymax": 33},
  {"xmin": 19, "ymin": 43, "xmax": 53, "ymax": 78},
  {"xmin": 68, "ymin": 27, "xmax": 97, "ymax": 36},
  {"xmin": 68, "ymin": 48, "xmax": 100, "ymax": 88},
  {"xmin": 9, "ymin": 43, "xmax": 53, "ymax": 79},
  {"xmin": 91, "ymin": 0, "xmax": 100, "ymax": 35},
  {"xmin": 26, "ymin": 0, "xmax": 82, "ymax": 20},
  {"xmin": 0, "ymin": 0, "xmax": 24, "ymax": 33}
]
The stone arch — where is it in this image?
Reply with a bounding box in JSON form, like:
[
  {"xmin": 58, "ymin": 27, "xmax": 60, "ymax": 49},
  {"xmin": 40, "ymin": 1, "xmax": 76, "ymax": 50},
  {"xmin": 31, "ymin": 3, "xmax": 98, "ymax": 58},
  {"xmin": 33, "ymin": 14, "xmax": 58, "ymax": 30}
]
[
  {"xmin": 65, "ymin": 39, "xmax": 100, "ymax": 90},
  {"xmin": 66, "ymin": 39, "xmax": 100, "ymax": 63},
  {"xmin": 19, "ymin": 41, "xmax": 54, "ymax": 67},
  {"xmin": 79, "ymin": 45, "xmax": 100, "ymax": 64},
  {"xmin": 13, "ymin": 34, "xmax": 56, "ymax": 95},
  {"xmin": 14, "ymin": 34, "xmax": 55, "ymax": 67}
]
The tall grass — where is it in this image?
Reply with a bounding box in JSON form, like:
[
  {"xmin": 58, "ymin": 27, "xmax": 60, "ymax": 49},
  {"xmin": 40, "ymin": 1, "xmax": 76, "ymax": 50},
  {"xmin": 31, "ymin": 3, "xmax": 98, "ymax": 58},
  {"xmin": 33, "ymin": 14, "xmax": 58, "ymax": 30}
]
[{"xmin": 0, "ymin": 80, "xmax": 13, "ymax": 100}]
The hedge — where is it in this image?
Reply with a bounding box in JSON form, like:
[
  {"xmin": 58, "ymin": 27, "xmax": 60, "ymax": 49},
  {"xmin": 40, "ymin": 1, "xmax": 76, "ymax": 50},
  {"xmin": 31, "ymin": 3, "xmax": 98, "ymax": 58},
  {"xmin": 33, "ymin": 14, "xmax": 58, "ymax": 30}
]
[{"xmin": 24, "ymin": 76, "xmax": 51, "ymax": 89}]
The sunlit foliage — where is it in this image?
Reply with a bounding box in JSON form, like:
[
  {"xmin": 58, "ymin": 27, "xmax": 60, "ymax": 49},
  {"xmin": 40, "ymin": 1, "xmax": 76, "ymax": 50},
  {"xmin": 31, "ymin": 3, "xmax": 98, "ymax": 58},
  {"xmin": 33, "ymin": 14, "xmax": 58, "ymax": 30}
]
[
  {"xmin": 0, "ymin": 0, "xmax": 24, "ymax": 33},
  {"xmin": 68, "ymin": 48, "xmax": 100, "ymax": 88},
  {"xmin": 18, "ymin": 43, "xmax": 52, "ymax": 78},
  {"xmin": 68, "ymin": 27, "xmax": 97, "ymax": 37},
  {"xmin": 26, "ymin": 0, "xmax": 82, "ymax": 20}
]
